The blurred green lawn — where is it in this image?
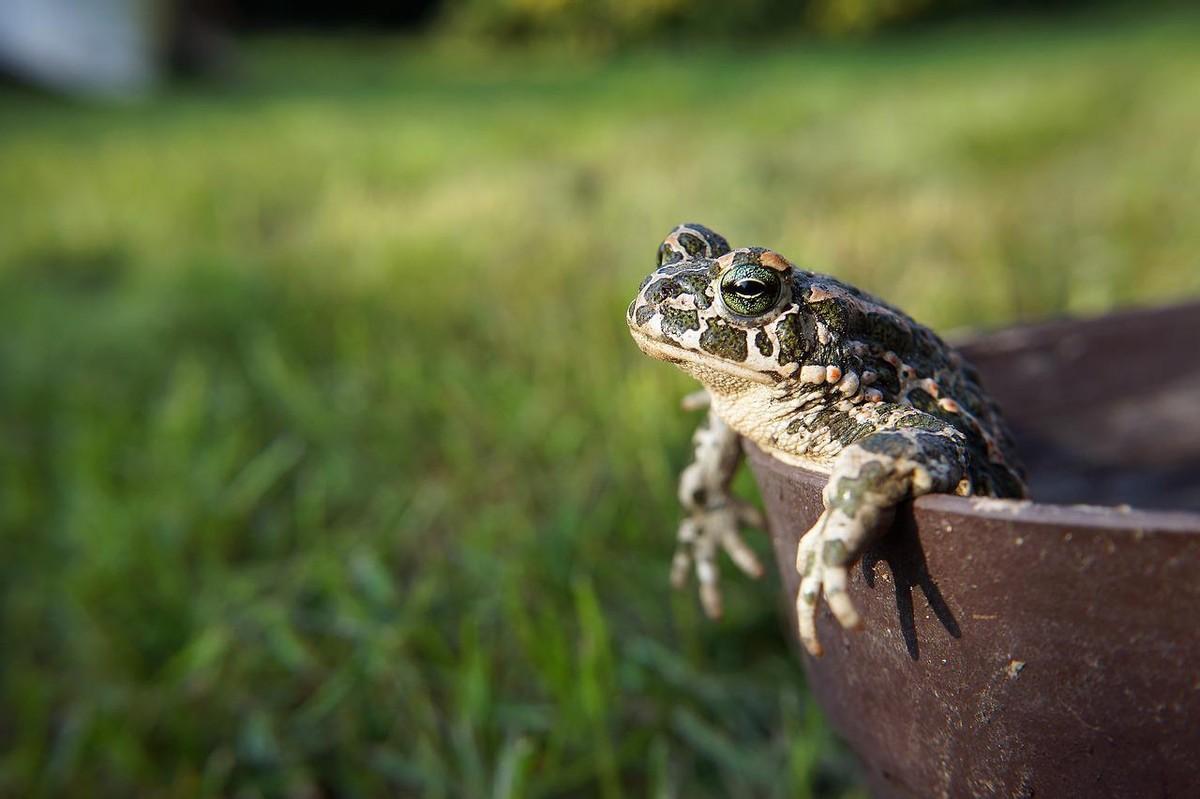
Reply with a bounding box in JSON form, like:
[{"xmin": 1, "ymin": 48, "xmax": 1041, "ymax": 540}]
[{"xmin": 2, "ymin": 9, "xmax": 1199, "ymax": 798}]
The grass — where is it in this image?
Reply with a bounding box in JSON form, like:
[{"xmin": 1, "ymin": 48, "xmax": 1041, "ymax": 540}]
[{"xmin": 1, "ymin": 8, "xmax": 1198, "ymax": 797}]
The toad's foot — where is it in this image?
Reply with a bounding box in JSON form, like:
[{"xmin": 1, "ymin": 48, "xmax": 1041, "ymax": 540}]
[
  {"xmin": 795, "ymin": 504, "xmax": 887, "ymax": 656},
  {"xmin": 672, "ymin": 496, "xmax": 765, "ymax": 618},
  {"xmin": 795, "ymin": 428, "xmax": 967, "ymax": 656},
  {"xmin": 672, "ymin": 404, "xmax": 765, "ymax": 618}
]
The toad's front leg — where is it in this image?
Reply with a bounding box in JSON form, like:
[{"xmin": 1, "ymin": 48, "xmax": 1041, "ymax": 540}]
[
  {"xmin": 672, "ymin": 395, "xmax": 765, "ymax": 618},
  {"xmin": 796, "ymin": 426, "xmax": 968, "ymax": 656}
]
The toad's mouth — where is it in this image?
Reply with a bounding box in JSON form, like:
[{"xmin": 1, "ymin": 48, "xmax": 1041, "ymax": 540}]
[{"xmin": 627, "ymin": 327, "xmax": 776, "ymax": 386}]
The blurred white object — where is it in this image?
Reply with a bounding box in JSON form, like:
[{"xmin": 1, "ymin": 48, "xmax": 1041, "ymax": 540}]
[{"xmin": 0, "ymin": 0, "xmax": 160, "ymax": 97}]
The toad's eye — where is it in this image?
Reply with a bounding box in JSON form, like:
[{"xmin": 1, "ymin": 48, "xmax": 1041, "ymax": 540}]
[{"xmin": 720, "ymin": 265, "xmax": 782, "ymax": 316}]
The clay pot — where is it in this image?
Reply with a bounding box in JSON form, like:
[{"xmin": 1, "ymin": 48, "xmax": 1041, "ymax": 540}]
[{"xmin": 745, "ymin": 301, "xmax": 1200, "ymax": 799}]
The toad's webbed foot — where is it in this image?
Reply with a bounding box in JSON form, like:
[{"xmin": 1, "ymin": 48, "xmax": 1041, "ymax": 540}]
[
  {"xmin": 796, "ymin": 426, "xmax": 967, "ymax": 656},
  {"xmin": 671, "ymin": 401, "xmax": 764, "ymax": 618}
]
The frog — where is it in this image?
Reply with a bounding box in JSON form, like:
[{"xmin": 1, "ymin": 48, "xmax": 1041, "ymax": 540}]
[{"xmin": 627, "ymin": 223, "xmax": 1027, "ymax": 656}]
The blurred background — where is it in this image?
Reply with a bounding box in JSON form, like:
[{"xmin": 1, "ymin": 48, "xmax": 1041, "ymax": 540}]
[{"xmin": 1, "ymin": 0, "xmax": 1197, "ymax": 796}]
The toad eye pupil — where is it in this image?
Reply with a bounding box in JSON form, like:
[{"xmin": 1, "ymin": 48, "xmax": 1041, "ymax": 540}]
[{"xmin": 732, "ymin": 279, "xmax": 767, "ymax": 298}]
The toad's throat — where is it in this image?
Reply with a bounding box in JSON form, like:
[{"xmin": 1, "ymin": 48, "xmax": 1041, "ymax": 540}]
[{"xmin": 628, "ymin": 328, "xmax": 777, "ymax": 386}]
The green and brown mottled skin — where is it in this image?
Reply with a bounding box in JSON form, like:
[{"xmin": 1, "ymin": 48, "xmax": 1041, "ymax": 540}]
[{"xmin": 628, "ymin": 223, "xmax": 1027, "ymax": 656}]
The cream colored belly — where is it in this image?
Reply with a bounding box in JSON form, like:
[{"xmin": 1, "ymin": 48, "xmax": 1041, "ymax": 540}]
[{"xmin": 709, "ymin": 391, "xmax": 837, "ymax": 475}]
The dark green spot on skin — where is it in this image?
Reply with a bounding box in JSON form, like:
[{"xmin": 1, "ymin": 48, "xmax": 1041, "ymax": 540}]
[
  {"xmin": 699, "ymin": 319, "xmax": 748, "ymax": 362},
  {"xmin": 634, "ymin": 305, "xmax": 655, "ymax": 326},
  {"xmin": 812, "ymin": 406, "xmax": 875, "ymax": 445},
  {"xmin": 660, "ymin": 308, "xmax": 700, "ymax": 337},
  {"xmin": 680, "ymin": 224, "xmax": 731, "ymax": 257},
  {"xmin": 859, "ymin": 431, "xmax": 916, "ymax": 458},
  {"xmin": 773, "ymin": 310, "xmax": 814, "ymax": 366},
  {"xmin": 676, "ymin": 272, "xmax": 715, "ymax": 309},
  {"xmin": 810, "ymin": 299, "xmax": 846, "ymax": 334},
  {"xmin": 842, "ymin": 424, "xmax": 876, "ymax": 445},
  {"xmin": 822, "ymin": 539, "xmax": 850, "ymax": 567},
  {"xmin": 755, "ymin": 330, "xmax": 773, "ymax": 357},
  {"xmin": 924, "ymin": 435, "xmax": 967, "ymax": 471},
  {"xmin": 678, "ymin": 232, "xmax": 705, "ymax": 257},
  {"xmin": 810, "ymin": 299, "xmax": 862, "ymax": 363},
  {"xmin": 896, "ymin": 413, "xmax": 944, "ymax": 433},
  {"xmin": 645, "ymin": 278, "xmax": 683, "ymax": 305},
  {"xmin": 827, "ymin": 460, "xmax": 887, "ymax": 517},
  {"xmin": 731, "ymin": 248, "xmax": 767, "ymax": 268},
  {"xmin": 788, "ymin": 407, "xmax": 874, "ymax": 444},
  {"xmin": 865, "ymin": 311, "xmax": 915, "ymax": 354}
]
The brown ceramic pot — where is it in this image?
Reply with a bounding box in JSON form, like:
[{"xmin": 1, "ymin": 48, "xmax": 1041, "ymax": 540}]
[{"xmin": 745, "ymin": 301, "xmax": 1200, "ymax": 799}]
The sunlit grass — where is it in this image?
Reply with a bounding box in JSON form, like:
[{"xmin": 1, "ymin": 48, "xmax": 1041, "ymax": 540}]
[{"xmin": 1, "ymin": 8, "xmax": 1198, "ymax": 797}]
